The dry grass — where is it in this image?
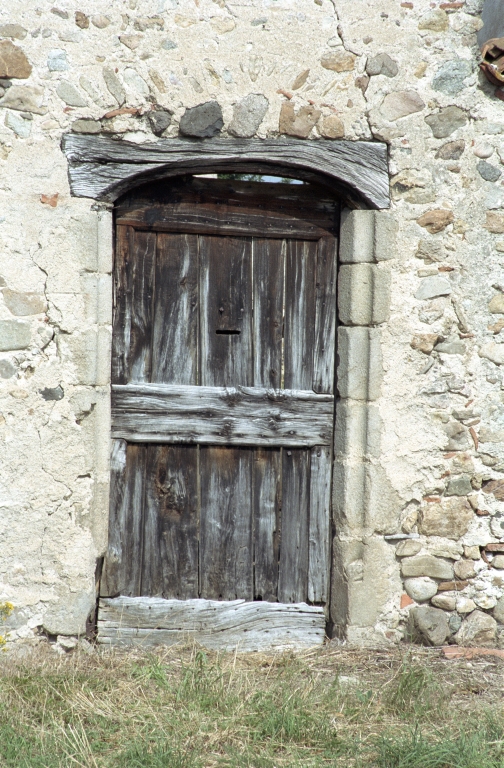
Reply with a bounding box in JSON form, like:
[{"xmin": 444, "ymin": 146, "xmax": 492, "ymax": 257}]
[{"xmin": 1, "ymin": 641, "xmax": 504, "ymax": 766}]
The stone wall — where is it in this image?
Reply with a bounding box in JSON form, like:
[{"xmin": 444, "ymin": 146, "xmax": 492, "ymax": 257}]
[{"xmin": 2, "ymin": 0, "xmax": 504, "ymax": 649}]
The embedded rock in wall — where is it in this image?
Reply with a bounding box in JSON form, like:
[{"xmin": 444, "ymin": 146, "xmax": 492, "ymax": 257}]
[
  {"xmin": 318, "ymin": 114, "xmax": 345, "ymax": 139},
  {"xmin": 0, "ymin": 85, "xmax": 45, "ymax": 114},
  {"xmin": 0, "ymin": 319, "xmax": 31, "ymax": 351},
  {"xmin": 410, "ymin": 606, "xmax": 449, "ymax": 646},
  {"xmin": 418, "ymin": 9, "xmax": 449, "ymax": 32},
  {"xmin": 179, "ymin": 100, "xmax": 224, "ymax": 137},
  {"xmin": 102, "ymin": 67, "xmax": 126, "ymax": 107},
  {"xmin": 455, "ymin": 610, "xmax": 497, "ymax": 647},
  {"xmin": 418, "ymin": 498, "xmax": 473, "ymax": 540},
  {"xmin": 401, "ymin": 555, "xmax": 453, "ymax": 580},
  {"xmin": 279, "ymin": 101, "xmax": 321, "ymax": 138},
  {"xmin": 320, "ymin": 50, "xmax": 355, "ymax": 72},
  {"xmin": 148, "ymin": 107, "xmax": 173, "ymax": 137},
  {"xmin": 404, "ymin": 577, "xmax": 438, "ymax": 602},
  {"xmin": 416, "ymin": 210, "xmax": 454, "ymax": 234},
  {"xmin": 432, "ymin": 60, "xmax": 473, "ymax": 95},
  {"xmin": 2, "ymin": 290, "xmax": 46, "ymax": 315},
  {"xmin": 228, "ymin": 93, "xmax": 268, "ymax": 138},
  {"xmin": 380, "ymin": 90, "xmax": 424, "ymax": 122},
  {"xmin": 0, "ymin": 39, "xmax": 31, "ymax": 78},
  {"xmin": 366, "ymin": 53, "xmax": 398, "ymax": 78},
  {"xmin": 71, "ymin": 118, "xmax": 101, "ymax": 134},
  {"xmin": 425, "ymin": 107, "xmax": 467, "ymax": 138}
]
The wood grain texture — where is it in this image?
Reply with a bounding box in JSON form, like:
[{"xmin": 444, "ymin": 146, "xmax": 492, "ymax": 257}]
[
  {"xmin": 151, "ymin": 233, "xmax": 199, "ymax": 385},
  {"xmin": 61, "ymin": 134, "xmax": 390, "ymax": 208},
  {"xmin": 112, "ymin": 227, "xmax": 156, "ymax": 384},
  {"xmin": 101, "ymin": 440, "xmax": 146, "ymax": 597},
  {"xmin": 116, "ymin": 177, "xmax": 339, "ymax": 231},
  {"xmin": 111, "ymin": 383, "xmax": 334, "ymax": 446},
  {"xmin": 141, "ymin": 445, "xmax": 199, "ymax": 599},
  {"xmin": 308, "ymin": 446, "xmax": 332, "ymax": 604},
  {"xmin": 284, "ymin": 240, "xmax": 317, "ymax": 390},
  {"xmin": 117, "ymin": 205, "xmax": 332, "ymax": 239},
  {"xmin": 104, "ymin": 174, "xmax": 338, "ymax": 619},
  {"xmin": 253, "ymin": 238, "xmax": 285, "ymax": 389},
  {"xmin": 313, "ymin": 238, "xmax": 337, "ymax": 395},
  {"xmin": 200, "ymin": 235, "xmax": 253, "ymax": 387},
  {"xmin": 200, "ymin": 447, "xmax": 253, "ymax": 600},
  {"xmin": 253, "ymin": 449, "xmax": 281, "ymax": 601},
  {"xmin": 278, "ymin": 449, "xmax": 310, "ymax": 603},
  {"xmin": 97, "ymin": 597, "xmax": 325, "ymax": 651}
]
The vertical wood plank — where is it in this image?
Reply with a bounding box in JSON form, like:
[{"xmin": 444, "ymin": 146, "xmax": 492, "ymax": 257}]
[
  {"xmin": 284, "ymin": 240, "xmax": 317, "ymax": 391},
  {"xmin": 141, "ymin": 445, "xmax": 199, "ymax": 599},
  {"xmin": 101, "ymin": 440, "xmax": 146, "ymax": 597},
  {"xmin": 200, "ymin": 447, "xmax": 253, "ymax": 600},
  {"xmin": 200, "ymin": 236, "xmax": 253, "ymax": 387},
  {"xmin": 151, "ymin": 233, "xmax": 199, "ymax": 385},
  {"xmin": 313, "ymin": 237, "xmax": 337, "ymax": 395},
  {"xmin": 253, "ymin": 449, "xmax": 281, "ymax": 602},
  {"xmin": 112, "ymin": 226, "xmax": 156, "ymax": 384},
  {"xmin": 308, "ymin": 446, "xmax": 332, "ymax": 603},
  {"xmin": 278, "ymin": 448, "xmax": 310, "ymax": 603},
  {"xmin": 252, "ymin": 238, "xmax": 285, "ymax": 388}
]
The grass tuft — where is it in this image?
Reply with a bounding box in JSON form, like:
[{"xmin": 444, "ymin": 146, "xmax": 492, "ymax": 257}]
[{"xmin": 0, "ymin": 644, "xmax": 503, "ymax": 767}]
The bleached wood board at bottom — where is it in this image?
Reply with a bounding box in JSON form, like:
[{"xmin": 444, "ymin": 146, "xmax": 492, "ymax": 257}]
[{"xmin": 97, "ymin": 597, "xmax": 326, "ymax": 652}]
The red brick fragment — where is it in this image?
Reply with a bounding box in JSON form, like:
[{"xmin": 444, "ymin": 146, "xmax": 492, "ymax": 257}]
[
  {"xmin": 443, "ymin": 646, "xmax": 504, "ymax": 660},
  {"xmin": 40, "ymin": 193, "xmax": 59, "ymax": 207},
  {"xmin": 103, "ymin": 106, "xmax": 141, "ymax": 119},
  {"xmin": 401, "ymin": 593, "xmax": 415, "ymax": 609}
]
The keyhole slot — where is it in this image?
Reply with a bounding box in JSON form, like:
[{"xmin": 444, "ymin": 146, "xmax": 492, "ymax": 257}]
[{"xmin": 215, "ymin": 329, "xmax": 241, "ymax": 335}]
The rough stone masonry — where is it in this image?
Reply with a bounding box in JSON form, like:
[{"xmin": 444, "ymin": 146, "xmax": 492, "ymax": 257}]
[{"xmin": 3, "ymin": 0, "xmax": 504, "ymax": 650}]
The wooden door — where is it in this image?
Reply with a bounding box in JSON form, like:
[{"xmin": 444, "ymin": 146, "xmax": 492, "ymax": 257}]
[{"xmin": 98, "ymin": 177, "xmax": 339, "ymax": 649}]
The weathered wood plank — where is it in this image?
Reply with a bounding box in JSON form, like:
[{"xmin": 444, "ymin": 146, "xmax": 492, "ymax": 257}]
[
  {"xmin": 112, "ymin": 227, "xmax": 156, "ymax": 384},
  {"xmin": 116, "ymin": 177, "xmax": 339, "ymax": 228},
  {"xmin": 111, "ymin": 383, "xmax": 333, "ymax": 446},
  {"xmin": 200, "ymin": 235, "xmax": 253, "ymax": 387},
  {"xmin": 253, "ymin": 449, "xmax": 281, "ymax": 601},
  {"xmin": 61, "ymin": 134, "xmax": 390, "ymax": 208},
  {"xmin": 151, "ymin": 233, "xmax": 199, "ymax": 385},
  {"xmin": 278, "ymin": 449, "xmax": 310, "ymax": 603},
  {"xmin": 100, "ymin": 441, "xmax": 146, "ymax": 597},
  {"xmin": 117, "ymin": 204, "xmax": 332, "ymax": 239},
  {"xmin": 284, "ymin": 240, "xmax": 317, "ymax": 391},
  {"xmin": 253, "ymin": 238, "xmax": 285, "ymax": 389},
  {"xmin": 200, "ymin": 447, "xmax": 253, "ymax": 600},
  {"xmin": 313, "ymin": 237, "xmax": 337, "ymax": 395},
  {"xmin": 97, "ymin": 597, "xmax": 325, "ymax": 651},
  {"xmin": 308, "ymin": 446, "xmax": 332, "ymax": 604},
  {"xmin": 141, "ymin": 445, "xmax": 199, "ymax": 599}
]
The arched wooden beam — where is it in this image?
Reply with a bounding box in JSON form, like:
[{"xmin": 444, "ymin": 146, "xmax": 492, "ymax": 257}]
[{"xmin": 61, "ymin": 134, "xmax": 390, "ymax": 209}]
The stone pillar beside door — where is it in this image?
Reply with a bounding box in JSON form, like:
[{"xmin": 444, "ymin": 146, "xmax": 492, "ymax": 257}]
[{"xmin": 331, "ymin": 209, "xmax": 402, "ymax": 645}]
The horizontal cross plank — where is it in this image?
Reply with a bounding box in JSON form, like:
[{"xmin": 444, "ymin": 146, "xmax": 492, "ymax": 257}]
[
  {"xmin": 97, "ymin": 596, "xmax": 325, "ymax": 651},
  {"xmin": 116, "ymin": 203, "xmax": 333, "ymax": 239},
  {"xmin": 111, "ymin": 383, "xmax": 333, "ymax": 446}
]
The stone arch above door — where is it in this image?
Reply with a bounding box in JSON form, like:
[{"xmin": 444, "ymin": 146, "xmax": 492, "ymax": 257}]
[{"xmin": 61, "ymin": 134, "xmax": 390, "ymax": 209}]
